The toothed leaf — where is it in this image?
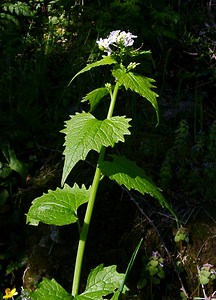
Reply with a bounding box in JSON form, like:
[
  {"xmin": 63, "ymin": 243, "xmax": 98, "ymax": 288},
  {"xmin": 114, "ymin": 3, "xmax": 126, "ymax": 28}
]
[
  {"xmin": 112, "ymin": 68, "xmax": 159, "ymax": 125},
  {"xmin": 29, "ymin": 278, "xmax": 73, "ymax": 300},
  {"xmin": 100, "ymin": 155, "xmax": 177, "ymax": 218},
  {"xmin": 82, "ymin": 87, "xmax": 109, "ymax": 112},
  {"xmin": 75, "ymin": 264, "xmax": 128, "ymax": 300},
  {"xmin": 69, "ymin": 56, "xmax": 117, "ymax": 84},
  {"xmin": 61, "ymin": 112, "xmax": 131, "ymax": 185},
  {"xmin": 26, "ymin": 183, "xmax": 90, "ymax": 226}
]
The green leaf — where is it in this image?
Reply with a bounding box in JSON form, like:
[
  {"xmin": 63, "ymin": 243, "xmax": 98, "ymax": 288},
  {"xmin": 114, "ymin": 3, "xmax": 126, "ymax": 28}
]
[
  {"xmin": 137, "ymin": 277, "xmax": 147, "ymax": 289},
  {"xmin": 75, "ymin": 264, "xmax": 128, "ymax": 300},
  {"xmin": 158, "ymin": 270, "xmax": 165, "ymax": 279},
  {"xmin": 119, "ymin": 238, "xmax": 143, "ymax": 294},
  {"xmin": 99, "ymin": 155, "xmax": 177, "ymax": 219},
  {"xmin": 199, "ymin": 275, "xmax": 209, "ymax": 285},
  {"xmin": 2, "ymin": 146, "xmax": 27, "ymax": 179},
  {"xmin": 69, "ymin": 56, "xmax": 117, "ymax": 84},
  {"xmin": 26, "ymin": 183, "xmax": 90, "ymax": 226},
  {"xmin": 0, "ymin": 164, "xmax": 12, "ymax": 178},
  {"xmin": 82, "ymin": 88, "xmax": 109, "ymax": 112},
  {"xmin": 112, "ymin": 68, "xmax": 159, "ymax": 125},
  {"xmin": 7, "ymin": 148, "xmax": 27, "ymax": 179},
  {"xmin": 110, "ymin": 290, "xmax": 121, "ymax": 300},
  {"xmin": 149, "ymin": 260, "xmax": 159, "ymax": 267},
  {"xmin": 200, "ymin": 270, "xmax": 210, "ymax": 278},
  {"xmin": 30, "ymin": 278, "xmax": 73, "ymax": 300},
  {"xmin": 129, "ymin": 50, "xmax": 151, "ymax": 57},
  {"xmin": 174, "ymin": 235, "xmax": 181, "ymax": 242},
  {"xmin": 61, "ymin": 113, "xmax": 131, "ymax": 185},
  {"xmin": 148, "ymin": 266, "xmax": 158, "ymax": 276}
]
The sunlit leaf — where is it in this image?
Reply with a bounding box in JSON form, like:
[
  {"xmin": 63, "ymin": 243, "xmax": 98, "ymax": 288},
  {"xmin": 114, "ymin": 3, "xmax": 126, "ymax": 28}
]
[
  {"xmin": 82, "ymin": 87, "xmax": 109, "ymax": 112},
  {"xmin": 100, "ymin": 155, "xmax": 177, "ymax": 218},
  {"xmin": 61, "ymin": 113, "xmax": 131, "ymax": 185},
  {"xmin": 112, "ymin": 68, "xmax": 159, "ymax": 125},
  {"xmin": 26, "ymin": 183, "xmax": 90, "ymax": 226},
  {"xmin": 30, "ymin": 278, "xmax": 73, "ymax": 300},
  {"xmin": 75, "ymin": 264, "xmax": 128, "ymax": 300},
  {"xmin": 110, "ymin": 291, "xmax": 121, "ymax": 300},
  {"xmin": 69, "ymin": 56, "xmax": 117, "ymax": 85},
  {"xmin": 199, "ymin": 275, "xmax": 209, "ymax": 285}
]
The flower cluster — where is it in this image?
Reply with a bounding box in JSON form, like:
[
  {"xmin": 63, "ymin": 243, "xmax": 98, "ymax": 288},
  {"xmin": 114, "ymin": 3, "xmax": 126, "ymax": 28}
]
[{"xmin": 96, "ymin": 30, "xmax": 137, "ymax": 56}]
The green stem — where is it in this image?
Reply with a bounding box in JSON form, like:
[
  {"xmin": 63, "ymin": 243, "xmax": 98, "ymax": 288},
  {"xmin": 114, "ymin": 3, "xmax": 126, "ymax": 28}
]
[
  {"xmin": 71, "ymin": 81, "xmax": 120, "ymax": 296},
  {"xmin": 107, "ymin": 81, "xmax": 120, "ymax": 119}
]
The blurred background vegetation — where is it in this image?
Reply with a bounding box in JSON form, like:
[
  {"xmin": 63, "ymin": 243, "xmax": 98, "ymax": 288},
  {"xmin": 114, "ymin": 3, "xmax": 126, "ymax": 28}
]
[{"xmin": 0, "ymin": 0, "xmax": 215, "ymax": 299}]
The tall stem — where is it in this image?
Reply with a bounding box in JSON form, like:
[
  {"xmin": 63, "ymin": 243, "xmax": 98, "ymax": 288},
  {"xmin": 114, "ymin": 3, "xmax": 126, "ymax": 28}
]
[{"xmin": 71, "ymin": 81, "xmax": 120, "ymax": 296}]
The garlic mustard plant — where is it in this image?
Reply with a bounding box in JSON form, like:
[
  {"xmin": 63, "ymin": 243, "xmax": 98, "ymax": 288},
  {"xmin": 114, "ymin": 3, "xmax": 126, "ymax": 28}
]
[{"xmin": 26, "ymin": 30, "xmax": 178, "ymax": 300}]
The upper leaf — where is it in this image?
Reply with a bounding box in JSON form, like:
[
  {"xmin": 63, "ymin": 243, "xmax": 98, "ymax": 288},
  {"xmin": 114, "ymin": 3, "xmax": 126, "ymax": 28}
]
[
  {"xmin": 99, "ymin": 155, "xmax": 177, "ymax": 218},
  {"xmin": 75, "ymin": 264, "xmax": 128, "ymax": 300},
  {"xmin": 29, "ymin": 278, "xmax": 73, "ymax": 300},
  {"xmin": 26, "ymin": 183, "xmax": 91, "ymax": 226},
  {"xmin": 112, "ymin": 68, "xmax": 159, "ymax": 125},
  {"xmin": 82, "ymin": 87, "xmax": 109, "ymax": 112},
  {"xmin": 61, "ymin": 112, "xmax": 131, "ymax": 185},
  {"xmin": 69, "ymin": 56, "xmax": 117, "ymax": 85}
]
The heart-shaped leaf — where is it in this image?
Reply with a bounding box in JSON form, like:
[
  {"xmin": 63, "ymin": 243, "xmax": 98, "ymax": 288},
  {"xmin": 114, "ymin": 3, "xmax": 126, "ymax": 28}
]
[
  {"xmin": 29, "ymin": 278, "xmax": 73, "ymax": 300},
  {"xmin": 75, "ymin": 264, "xmax": 128, "ymax": 300},
  {"xmin": 61, "ymin": 113, "xmax": 131, "ymax": 185},
  {"xmin": 26, "ymin": 183, "xmax": 90, "ymax": 226},
  {"xmin": 199, "ymin": 275, "xmax": 209, "ymax": 285}
]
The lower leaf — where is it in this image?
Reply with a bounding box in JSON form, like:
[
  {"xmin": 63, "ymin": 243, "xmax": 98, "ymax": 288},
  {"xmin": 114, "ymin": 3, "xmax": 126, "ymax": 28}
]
[
  {"xmin": 26, "ymin": 183, "xmax": 91, "ymax": 226},
  {"xmin": 29, "ymin": 278, "xmax": 73, "ymax": 300},
  {"xmin": 75, "ymin": 264, "xmax": 128, "ymax": 300}
]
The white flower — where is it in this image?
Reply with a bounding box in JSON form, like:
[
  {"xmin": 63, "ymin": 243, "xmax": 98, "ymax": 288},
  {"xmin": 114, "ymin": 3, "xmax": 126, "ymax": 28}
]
[
  {"xmin": 97, "ymin": 30, "xmax": 137, "ymax": 55},
  {"xmin": 107, "ymin": 30, "xmax": 121, "ymax": 44},
  {"xmin": 96, "ymin": 38, "xmax": 112, "ymax": 55},
  {"xmin": 116, "ymin": 31, "xmax": 137, "ymax": 47}
]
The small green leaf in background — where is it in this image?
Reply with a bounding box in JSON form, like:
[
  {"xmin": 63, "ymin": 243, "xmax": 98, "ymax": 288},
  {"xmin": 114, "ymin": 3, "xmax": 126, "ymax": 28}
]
[
  {"xmin": 0, "ymin": 163, "xmax": 12, "ymax": 178},
  {"xmin": 199, "ymin": 275, "xmax": 209, "ymax": 285},
  {"xmin": 61, "ymin": 113, "xmax": 131, "ymax": 185},
  {"xmin": 100, "ymin": 155, "xmax": 177, "ymax": 219},
  {"xmin": 69, "ymin": 56, "xmax": 117, "ymax": 84},
  {"xmin": 82, "ymin": 87, "xmax": 110, "ymax": 112},
  {"xmin": 26, "ymin": 183, "xmax": 91, "ymax": 226},
  {"xmin": 148, "ymin": 265, "xmax": 158, "ymax": 276},
  {"xmin": 2, "ymin": 145, "xmax": 27, "ymax": 179},
  {"xmin": 8, "ymin": 147, "xmax": 27, "ymax": 179},
  {"xmin": 75, "ymin": 264, "xmax": 128, "ymax": 300},
  {"xmin": 30, "ymin": 278, "xmax": 73, "ymax": 300},
  {"xmin": 112, "ymin": 68, "xmax": 159, "ymax": 125}
]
